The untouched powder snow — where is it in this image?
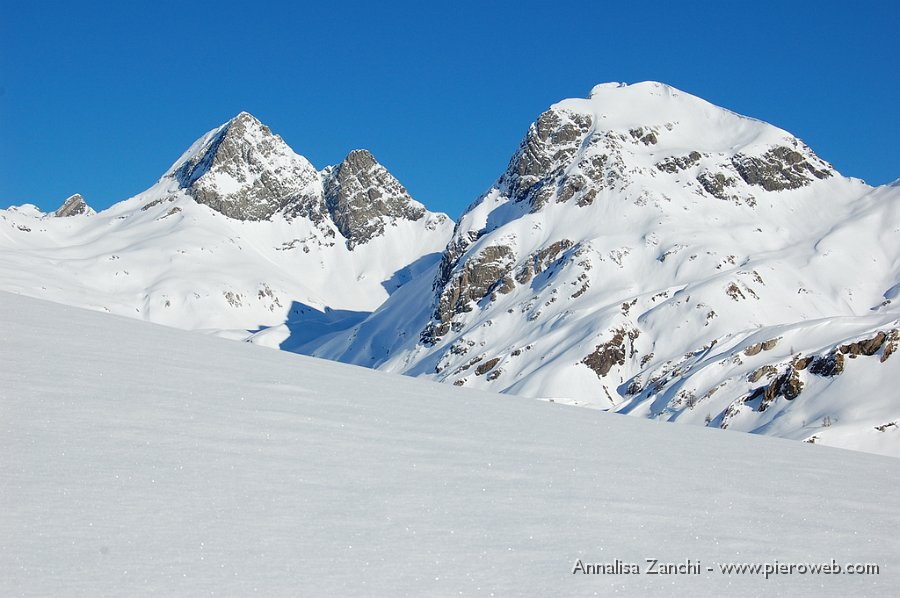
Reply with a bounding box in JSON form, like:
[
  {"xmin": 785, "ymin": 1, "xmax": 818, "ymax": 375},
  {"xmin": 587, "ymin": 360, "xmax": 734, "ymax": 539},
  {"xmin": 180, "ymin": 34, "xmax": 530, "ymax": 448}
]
[{"xmin": 2, "ymin": 291, "xmax": 899, "ymax": 597}]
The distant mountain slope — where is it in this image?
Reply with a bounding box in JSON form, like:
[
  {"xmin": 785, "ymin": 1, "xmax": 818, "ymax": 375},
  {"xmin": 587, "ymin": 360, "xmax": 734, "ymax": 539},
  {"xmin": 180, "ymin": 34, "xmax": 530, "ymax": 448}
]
[
  {"xmin": 3, "ymin": 291, "xmax": 899, "ymax": 597},
  {"xmin": 0, "ymin": 112, "xmax": 452, "ymax": 334},
  {"xmin": 309, "ymin": 82, "xmax": 900, "ymax": 456}
]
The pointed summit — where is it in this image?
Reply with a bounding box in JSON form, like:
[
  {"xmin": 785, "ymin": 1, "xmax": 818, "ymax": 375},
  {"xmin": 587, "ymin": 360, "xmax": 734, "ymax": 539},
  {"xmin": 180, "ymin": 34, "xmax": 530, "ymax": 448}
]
[
  {"xmin": 323, "ymin": 149, "xmax": 430, "ymax": 249},
  {"xmin": 168, "ymin": 112, "xmax": 323, "ymax": 221},
  {"xmin": 53, "ymin": 193, "xmax": 93, "ymax": 217}
]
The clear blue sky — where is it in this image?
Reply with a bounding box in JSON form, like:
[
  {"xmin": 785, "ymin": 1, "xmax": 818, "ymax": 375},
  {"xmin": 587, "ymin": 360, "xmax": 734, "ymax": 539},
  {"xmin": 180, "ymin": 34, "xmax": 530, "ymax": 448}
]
[{"xmin": 1, "ymin": 0, "xmax": 897, "ymax": 217}]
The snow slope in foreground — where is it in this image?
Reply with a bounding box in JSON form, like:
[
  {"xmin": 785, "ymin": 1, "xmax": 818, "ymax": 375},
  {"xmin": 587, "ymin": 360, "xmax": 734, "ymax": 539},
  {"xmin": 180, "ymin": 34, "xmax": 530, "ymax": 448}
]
[{"xmin": 1, "ymin": 291, "xmax": 899, "ymax": 597}]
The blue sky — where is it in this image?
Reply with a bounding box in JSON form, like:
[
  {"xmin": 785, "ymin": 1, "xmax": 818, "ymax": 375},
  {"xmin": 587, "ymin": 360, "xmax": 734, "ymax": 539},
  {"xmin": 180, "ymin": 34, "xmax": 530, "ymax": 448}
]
[{"xmin": 1, "ymin": 0, "xmax": 897, "ymax": 217}]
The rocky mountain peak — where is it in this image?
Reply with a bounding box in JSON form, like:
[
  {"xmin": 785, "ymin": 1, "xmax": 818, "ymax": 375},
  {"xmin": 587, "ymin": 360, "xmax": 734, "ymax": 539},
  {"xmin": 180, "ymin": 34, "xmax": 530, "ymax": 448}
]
[
  {"xmin": 53, "ymin": 193, "xmax": 93, "ymax": 217},
  {"xmin": 323, "ymin": 149, "xmax": 428, "ymax": 249},
  {"xmin": 420, "ymin": 82, "xmax": 842, "ymax": 350},
  {"xmin": 158, "ymin": 114, "xmax": 445, "ymax": 247},
  {"xmin": 491, "ymin": 81, "xmax": 835, "ymax": 217},
  {"xmin": 168, "ymin": 111, "xmax": 323, "ymax": 222}
]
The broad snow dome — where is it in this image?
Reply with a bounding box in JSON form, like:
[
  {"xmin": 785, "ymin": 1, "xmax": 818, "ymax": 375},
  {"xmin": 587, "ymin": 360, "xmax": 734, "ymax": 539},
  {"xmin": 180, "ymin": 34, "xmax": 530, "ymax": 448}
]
[{"xmin": 565, "ymin": 81, "xmax": 784, "ymax": 153}]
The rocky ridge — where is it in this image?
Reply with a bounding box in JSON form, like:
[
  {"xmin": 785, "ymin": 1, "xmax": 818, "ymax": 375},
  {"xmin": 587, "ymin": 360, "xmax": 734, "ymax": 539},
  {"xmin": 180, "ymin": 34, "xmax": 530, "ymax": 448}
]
[
  {"xmin": 53, "ymin": 193, "xmax": 93, "ymax": 217},
  {"xmin": 162, "ymin": 111, "xmax": 446, "ymax": 250},
  {"xmin": 0, "ymin": 111, "xmax": 453, "ymax": 335}
]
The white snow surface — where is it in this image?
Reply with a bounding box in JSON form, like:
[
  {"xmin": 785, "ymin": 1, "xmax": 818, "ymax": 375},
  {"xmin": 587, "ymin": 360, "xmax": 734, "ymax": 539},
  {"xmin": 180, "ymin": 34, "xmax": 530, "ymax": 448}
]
[{"xmin": 2, "ymin": 291, "xmax": 899, "ymax": 597}]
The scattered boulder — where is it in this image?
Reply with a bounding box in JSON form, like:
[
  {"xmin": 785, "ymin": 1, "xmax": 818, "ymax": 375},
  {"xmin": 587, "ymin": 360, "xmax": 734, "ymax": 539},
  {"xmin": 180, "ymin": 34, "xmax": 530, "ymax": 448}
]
[
  {"xmin": 758, "ymin": 368, "xmax": 803, "ymax": 411},
  {"xmin": 582, "ymin": 328, "xmax": 640, "ymax": 378},
  {"xmin": 697, "ymin": 171, "xmax": 737, "ymax": 200},
  {"xmin": 475, "ymin": 357, "xmax": 501, "ymax": 376}
]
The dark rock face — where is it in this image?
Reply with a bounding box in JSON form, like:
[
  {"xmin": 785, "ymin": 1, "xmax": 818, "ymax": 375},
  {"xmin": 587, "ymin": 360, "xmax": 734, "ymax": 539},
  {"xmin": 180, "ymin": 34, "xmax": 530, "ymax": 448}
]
[
  {"xmin": 323, "ymin": 150, "xmax": 426, "ymax": 249},
  {"xmin": 629, "ymin": 127, "xmax": 658, "ymax": 145},
  {"xmin": 54, "ymin": 194, "xmax": 91, "ymax": 217},
  {"xmin": 746, "ymin": 329, "xmax": 896, "ymax": 412},
  {"xmin": 657, "ymin": 152, "xmax": 699, "ymax": 173},
  {"xmin": 697, "ymin": 171, "xmax": 738, "ymax": 200},
  {"xmin": 422, "ymin": 245, "xmax": 515, "ymax": 344},
  {"xmin": 502, "ymin": 109, "xmax": 593, "ymax": 211},
  {"xmin": 173, "ymin": 112, "xmax": 324, "ymax": 222},
  {"xmin": 582, "ymin": 328, "xmax": 640, "ymax": 378},
  {"xmin": 882, "ymin": 331, "xmax": 899, "ymax": 363},
  {"xmin": 749, "ymin": 364, "xmax": 778, "ymax": 383},
  {"xmin": 475, "ymin": 357, "xmax": 501, "ymax": 376},
  {"xmin": 168, "ymin": 115, "xmax": 438, "ymax": 247},
  {"xmin": 758, "ymin": 369, "xmax": 803, "ymax": 411},
  {"xmin": 515, "ymin": 239, "xmax": 573, "ymax": 285},
  {"xmin": 656, "ymin": 151, "xmax": 702, "ymax": 174},
  {"xmin": 744, "ymin": 337, "xmax": 780, "ymax": 356},
  {"xmin": 809, "ymin": 351, "xmax": 845, "ymax": 377},
  {"xmin": 731, "ymin": 146, "xmax": 832, "ymax": 192}
]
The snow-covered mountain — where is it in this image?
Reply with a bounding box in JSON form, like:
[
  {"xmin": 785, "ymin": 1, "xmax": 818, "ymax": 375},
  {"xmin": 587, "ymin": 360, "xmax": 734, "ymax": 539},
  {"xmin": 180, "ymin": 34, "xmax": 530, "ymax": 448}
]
[
  {"xmin": 2, "ymin": 83, "xmax": 897, "ymax": 456},
  {"xmin": 0, "ymin": 112, "xmax": 452, "ymax": 336},
  {"xmin": 308, "ymin": 82, "xmax": 900, "ymax": 456},
  {"xmin": 4, "ymin": 291, "xmax": 899, "ymax": 596}
]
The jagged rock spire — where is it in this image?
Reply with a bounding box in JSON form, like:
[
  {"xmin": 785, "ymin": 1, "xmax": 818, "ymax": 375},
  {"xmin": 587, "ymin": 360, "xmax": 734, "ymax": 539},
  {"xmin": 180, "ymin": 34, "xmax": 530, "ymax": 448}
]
[
  {"xmin": 54, "ymin": 194, "xmax": 92, "ymax": 217},
  {"xmin": 323, "ymin": 149, "xmax": 427, "ymax": 249}
]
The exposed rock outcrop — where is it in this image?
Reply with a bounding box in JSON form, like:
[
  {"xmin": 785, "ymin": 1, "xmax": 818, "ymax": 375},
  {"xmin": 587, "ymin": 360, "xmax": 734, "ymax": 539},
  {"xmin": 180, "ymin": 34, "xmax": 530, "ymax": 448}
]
[
  {"xmin": 172, "ymin": 112, "xmax": 325, "ymax": 222},
  {"xmin": 731, "ymin": 145, "xmax": 832, "ymax": 192},
  {"xmin": 54, "ymin": 194, "xmax": 93, "ymax": 217},
  {"xmin": 164, "ymin": 112, "xmax": 448, "ymax": 251},
  {"xmin": 582, "ymin": 328, "xmax": 640, "ymax": 378},
  {"xmin": 423, "ymin": 245, "xmax": 516, "ymax": 343},
  {"xmin": 503, "ymin": 109, "xmax": 594, "ymax": 211},
  {"xmin": 323, "ymin": 150, "xmax": 429, "ymax": 249}
]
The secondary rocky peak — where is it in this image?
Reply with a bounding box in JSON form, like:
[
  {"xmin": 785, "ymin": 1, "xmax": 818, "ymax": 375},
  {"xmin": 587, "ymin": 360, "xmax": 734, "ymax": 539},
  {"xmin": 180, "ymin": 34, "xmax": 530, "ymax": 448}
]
[
  {"xmin": 170, "ymin": 111, "xmax": 323, "ymax": 222},
  {"xmin": 323, "ymin": 149, "xmax": 427, "ymax": 249},
  {"xmin": 53, "ymin": 193, "xmax": 93, "ymax": 217}
]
